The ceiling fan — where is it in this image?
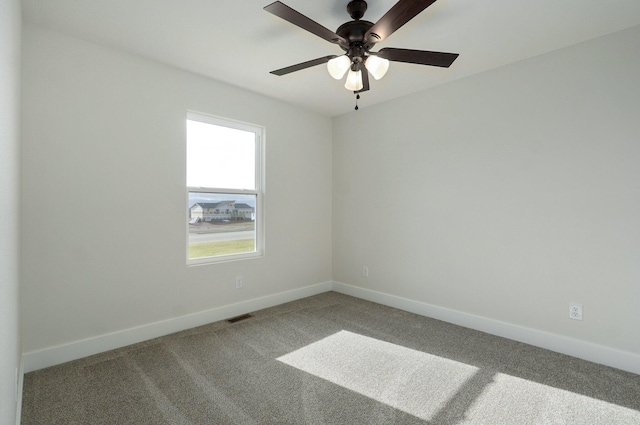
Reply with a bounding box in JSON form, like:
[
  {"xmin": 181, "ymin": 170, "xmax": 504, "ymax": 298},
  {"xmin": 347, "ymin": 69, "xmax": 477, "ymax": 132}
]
[{"xmin": 264, "ymin": 0, "xmax": 459, "ymax": 101}]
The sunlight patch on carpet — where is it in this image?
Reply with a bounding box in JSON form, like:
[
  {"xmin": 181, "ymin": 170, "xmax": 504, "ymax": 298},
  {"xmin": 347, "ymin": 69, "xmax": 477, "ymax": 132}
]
[
  {"xmin": 277, "ymin": 330, "xmax": 478, "ymax": 421},
  {"xmin": 278, "ymin": 331, "xmax": 640, "ymax": 423},
  {"xmin": 466, "ymin": 372, "xmax": 640, "ymax": 424}
]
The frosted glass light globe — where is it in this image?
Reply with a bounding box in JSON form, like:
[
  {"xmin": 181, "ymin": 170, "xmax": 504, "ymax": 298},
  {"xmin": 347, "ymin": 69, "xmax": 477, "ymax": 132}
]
[
  {"xmin": 365, "ymin": 55, "xmax": 390, "ymax": 80},
  {"xmin": 344, "ymin": 69, "xmax": 363, "ymax": 91},
  {"xmin": 327, "ymin": 55, "xmax": 351, "ymax": 79}
]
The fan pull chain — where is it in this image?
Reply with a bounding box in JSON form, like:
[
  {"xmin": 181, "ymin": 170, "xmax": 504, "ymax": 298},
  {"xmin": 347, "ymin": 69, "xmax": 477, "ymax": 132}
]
[{"xmin": 355, "ymin": 93, "xmax": 360, "ymax": 111}]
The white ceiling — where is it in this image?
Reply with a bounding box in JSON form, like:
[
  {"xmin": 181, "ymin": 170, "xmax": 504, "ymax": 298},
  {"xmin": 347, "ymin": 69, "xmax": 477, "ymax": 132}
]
[{"xmin": 22, "ymin": 0, "xmax": 640, "ymax": 116}]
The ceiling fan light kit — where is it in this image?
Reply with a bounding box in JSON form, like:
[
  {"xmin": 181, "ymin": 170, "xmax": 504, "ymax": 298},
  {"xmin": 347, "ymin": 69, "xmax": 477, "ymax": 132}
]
[
  {"xmin": 328, "ymin": 54, "xmax": 389, "ymax": 83},
  {"xmin": 264, "ymin": 0, "xmax": 459, "ymax": 108}
]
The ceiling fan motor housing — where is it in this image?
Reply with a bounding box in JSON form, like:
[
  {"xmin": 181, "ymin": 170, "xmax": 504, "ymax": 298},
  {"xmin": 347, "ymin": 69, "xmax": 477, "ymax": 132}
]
[
  {"xmin": 336, "ymin": 20, "xmax": 374, "ymax": 47},
  {"xmin": 336, "ymin": 21, "xmax": 373, "ymax": 67}
]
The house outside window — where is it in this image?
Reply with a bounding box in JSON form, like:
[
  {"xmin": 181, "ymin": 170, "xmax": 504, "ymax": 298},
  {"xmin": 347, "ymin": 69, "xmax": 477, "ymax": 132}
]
[{"xmin": 186, "ymin": 112, "xmax": 264, "ymax": 264}]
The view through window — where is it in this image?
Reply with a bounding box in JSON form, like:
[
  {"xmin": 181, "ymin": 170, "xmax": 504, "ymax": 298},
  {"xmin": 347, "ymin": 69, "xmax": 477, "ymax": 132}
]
[{"xmin": 186, "ymin": 113, "xmax": 263, "ymax": 263}]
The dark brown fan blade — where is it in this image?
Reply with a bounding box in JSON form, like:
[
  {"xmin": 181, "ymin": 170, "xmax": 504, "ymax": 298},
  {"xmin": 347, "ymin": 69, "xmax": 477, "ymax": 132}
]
[
  {"xmin": 270, "ymin": 55, "xmax": 336, "ymax": 76},
  {"xmin": 365, "ymin": 0, "xmax": 437, "ymax": 44},
  {"xmin": 264, "ymin": 2, "xmax": 346, "ymax": 45},
  {"xmin": 356, "ymin": 68, "xmax": 370, "ymax": 93},
  {"xmin": 377, "ymin": 47, "xmax": 459, "ymax": 67}
]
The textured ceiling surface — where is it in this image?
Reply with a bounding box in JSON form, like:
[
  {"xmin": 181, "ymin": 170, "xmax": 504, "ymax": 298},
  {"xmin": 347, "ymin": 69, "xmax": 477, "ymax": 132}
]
[{"xmin": 22, "ymin": 0, "xmax": 640, "ymax": 116}]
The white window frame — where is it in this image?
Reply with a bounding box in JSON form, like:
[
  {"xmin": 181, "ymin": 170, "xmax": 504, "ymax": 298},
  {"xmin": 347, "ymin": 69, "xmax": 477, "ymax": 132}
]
[{"xmin": 186, "ymin": 111, "xmax": 265, "ymax": 265}]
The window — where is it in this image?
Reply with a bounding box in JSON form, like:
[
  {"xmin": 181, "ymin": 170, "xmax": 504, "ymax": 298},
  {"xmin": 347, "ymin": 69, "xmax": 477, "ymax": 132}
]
[{"xmin": 186, "ymin": 112, "xmax": 264, "ymax": 264}]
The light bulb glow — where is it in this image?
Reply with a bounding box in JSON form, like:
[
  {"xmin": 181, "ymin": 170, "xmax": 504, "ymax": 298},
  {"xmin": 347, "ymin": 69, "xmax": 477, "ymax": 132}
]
[
  {"xmin": 327, "ymin": 55, "xmax": 351, "ymax": 79},
  {"xmin": 365, "ymin": 55, "xmax": 390, "ymax": 80},
  {"xmin": 344, "ymin": 69, "xmax": 363, "ymax": 91}
]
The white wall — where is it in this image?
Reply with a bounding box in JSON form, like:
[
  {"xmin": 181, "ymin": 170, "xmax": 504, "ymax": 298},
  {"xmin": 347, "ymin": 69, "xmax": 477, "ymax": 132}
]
[
  {"xmin": 21, "ymin": 26, "xmax": 332, "ymax": 363},
  {"xmin": 0, "ymin": 0, "xmax": 21, "ymax": 422},
  {"xmin": 333, "ymin": 26, "xmax": 640, "ymax": 357}
]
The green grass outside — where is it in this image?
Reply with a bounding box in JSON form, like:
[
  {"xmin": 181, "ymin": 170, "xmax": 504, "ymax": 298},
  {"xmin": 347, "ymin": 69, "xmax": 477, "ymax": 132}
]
[{"xmin": 189, "ymin": 239, "xmax": 255, "ymax": 259}]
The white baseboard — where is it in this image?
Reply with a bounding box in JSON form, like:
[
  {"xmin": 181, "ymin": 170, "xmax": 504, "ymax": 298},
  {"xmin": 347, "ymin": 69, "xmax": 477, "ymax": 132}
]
[
  {"xmin": 15, "ymin": 358, "xmax": 23, "ymax": 425},
  {"xmin": 22, "ymin": 280, "xmax": 640, "ymax": 376},
  {"xmin": 23, "ymin": 281, "xmax": 332, "ymax": 373},
  {"xmin": 332, "ymin": 281, "xmax": 640, "ymax": 376}
]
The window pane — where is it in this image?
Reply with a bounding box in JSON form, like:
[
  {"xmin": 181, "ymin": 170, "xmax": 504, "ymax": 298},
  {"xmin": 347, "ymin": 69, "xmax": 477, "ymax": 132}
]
[
  {"xmin": 187, "ymin": 120, "xmax": 256, "ymax": 190},
  {"xmin": 188, "ymin": 192, "xmax": 256, "ymax": 260}
]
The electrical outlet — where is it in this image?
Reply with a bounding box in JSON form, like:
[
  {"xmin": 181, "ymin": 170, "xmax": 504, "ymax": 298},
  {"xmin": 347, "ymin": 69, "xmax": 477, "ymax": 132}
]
[
  {"xmin": 362, "ymin": 266, "xmax": 369, "ymax": 278},
  {"xmin": 235, "ymin": 276, "xmax": 243, "ymax": 289},
  {"xmin": 569, "ymin": 303, "xmax": 583, "ymax": 320}
]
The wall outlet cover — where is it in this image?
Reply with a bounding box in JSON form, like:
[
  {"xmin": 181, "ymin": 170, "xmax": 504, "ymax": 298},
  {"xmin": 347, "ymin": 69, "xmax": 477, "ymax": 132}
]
[{"xmin": 569, "ymin": 303, "xmax": 583, "ymax": 320}]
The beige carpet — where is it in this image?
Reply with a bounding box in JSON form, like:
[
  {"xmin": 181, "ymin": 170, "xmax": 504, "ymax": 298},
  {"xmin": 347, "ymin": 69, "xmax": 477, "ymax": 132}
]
[{"xmin": 22, "ymin": 292, "xmax": 640, "ymax": 424}]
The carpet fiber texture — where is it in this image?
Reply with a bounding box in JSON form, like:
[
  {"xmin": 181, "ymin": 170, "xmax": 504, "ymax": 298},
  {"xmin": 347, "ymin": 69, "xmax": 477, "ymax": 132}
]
[{"xmin": 22, "ymin": 292, "xmax": 640, "ymax": 424}]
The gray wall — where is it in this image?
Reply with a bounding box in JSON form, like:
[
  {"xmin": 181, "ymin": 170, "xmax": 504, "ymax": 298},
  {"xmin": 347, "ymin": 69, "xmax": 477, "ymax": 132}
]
[
  {"xmin": 20, "ymin": 25, "xmax": 333, "ymax": 356},
  {"xmin": 19, "ymin": 17, "xmax": 640, "ymax": 378},
  {"xmin": 333, "ymin": 25, "xmax": 640, "ymax": 356},
  {"xmin": 0, "ymin": 0, "xmax": 21, "ymax": 423}
]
